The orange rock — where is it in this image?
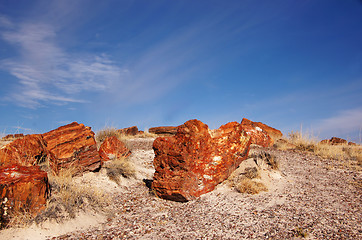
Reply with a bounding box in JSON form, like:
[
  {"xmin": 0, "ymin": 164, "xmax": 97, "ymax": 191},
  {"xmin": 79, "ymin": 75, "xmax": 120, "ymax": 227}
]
[
  {"xmin": 148, "ymin": 126, "xmax": 178, "ymax": 136},
  {"xmin": 240, "ymin": 118, "xmax": 274, "ymax": 147},
  {"xmin": 1, "ymin": 134, "xmax": 24, "ymax": 141},
  {"xmin": 320, "ymin": 137, "xmax": 356, "ymax": 146},
  {"xmin": 0, "ymin": 134, "xmax": 53, "ymax": 167},
  {"xmin": 0, "ymin": 164, "xmax": 50, "ymax": 227},
  {"xmin": 152, "ymin": 119, "xmax": 251, "ymax": 202},
  {"xmin": 42, "ymin": 122, "xmax": 101, "ymax": 174},
  {"xmin": 98, "ymin": 136, "xmax": 131, "ymax": 162},
  {"xmin": 118, "ymin": 126, "xmax": 139, "ymax": 136}
]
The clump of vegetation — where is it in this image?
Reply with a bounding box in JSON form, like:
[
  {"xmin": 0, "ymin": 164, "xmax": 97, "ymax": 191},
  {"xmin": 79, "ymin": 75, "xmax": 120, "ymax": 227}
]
[
  {"xmin": 275, "ymin": 131, "xmax": 362, "ymax": 171},
  {"xmin": 95, "ymin": 127, "xmax": 122, "ymax": 144},
  {"xmin": 34, "ymin": 168, "xmax": 110, "ymax": 225},
  {"xmin": 229, "ymin": 163, "xmax": 268, "ymax": 195},
  {"xmin": 244, "ymin": 167, "xmax": 259, "ymax": 179},
  {"xmin": 291, "ymin": 227, "xmax": 309, "ymax": 238},
  {"xmin": 235, "ymin": 178, "xmax": 268, "ymax": 194},
  {"xmin": 252, "ymin": 151, "xmax": 279, "ymax": 170},
  {"xmin": 103, "ymin": 156, "xmax": 136, "ymax": 185}
]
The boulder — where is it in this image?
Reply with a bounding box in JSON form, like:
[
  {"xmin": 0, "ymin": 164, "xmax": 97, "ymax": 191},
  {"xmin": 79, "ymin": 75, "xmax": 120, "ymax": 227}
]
[
  {"xmin": 320, "ymin": 137, "xmax": 356, "ymax": 146},
  {"xmin": 148, "ymin": 126, "xmax": 178, "ymax": 136},
  {"xmin": 0, "ymin": 164, "xmax": 50, "ymax": 228},
  {"xmin": 152, "ymin": 119, "xmax": 251, "ymax": 202},
  {"xmin": 0, "ymin": 134, "xmax": 52, "ymax": 167},
  {"xmin": 42, "ymin": 122, "xmax": 101, "ymax": 174},
  {"xmin": 1, "ymin": 134, "xmax": 24, "ymax": 141},
  {"xmin": 240, "ymin": 118, "xmax": 274, "ymax": 147},
  {"xmin": 118, "ymin": 126, "xmax": 139, "ymax": 136},
  {"xmin": 98, "ymin": 136, "xmax": 131, "ymax": 162}
]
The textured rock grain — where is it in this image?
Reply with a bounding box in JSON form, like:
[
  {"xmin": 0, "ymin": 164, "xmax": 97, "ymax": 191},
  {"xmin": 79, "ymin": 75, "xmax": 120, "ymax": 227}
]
[{"xmin": 152, "ymin": 119, "xmax": 251, "ymax": 202}]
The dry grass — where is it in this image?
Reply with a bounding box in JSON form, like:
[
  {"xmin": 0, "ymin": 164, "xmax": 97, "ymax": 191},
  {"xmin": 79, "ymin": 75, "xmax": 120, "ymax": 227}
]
[
  {"xmin": 251, "ymin": 151, "xmax": 279, "ymax": 170},
  {"xmin": 34, "ymin": 168, "xmax": 111, "ymax": 224},
  {"xmin": 275, "ymin": 131, "xmax": 362, "ymax": 171},
  {"xmin": 235, "ymin": 178, "xmax": 268, "ymax": 194},
  {"xmin": 95, "ymin": 127, "xmax": 157, "ymax": 151},
  {"xmin": 95, "ymin": 127, "xmax": 122, "ymax": 143},
  {"xmin": 103, "ymin": 156, "xmax": 136, "ymax": 185}
]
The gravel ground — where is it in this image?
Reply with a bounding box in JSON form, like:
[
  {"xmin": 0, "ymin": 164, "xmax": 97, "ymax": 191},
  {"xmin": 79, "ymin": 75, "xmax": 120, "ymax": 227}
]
[{"xmin": 47, "ymin": 138, "xmax": 361, "ymax": 239}]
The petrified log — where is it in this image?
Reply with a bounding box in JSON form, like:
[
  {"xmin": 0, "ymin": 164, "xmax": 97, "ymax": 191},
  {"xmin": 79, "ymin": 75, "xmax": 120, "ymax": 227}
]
[
  {"xmin": 0, "ymin": 164, "xmax": 50, "ymax": 228},
  {"xmin": 148, "ymin": 126, "xmax": 178, "ymax": 136},
  {"xmin": 42, "ymin": 122, "xmax": 101, "ymax": 174},
  {"xmin": 98, "ymin": 136, "xmax": 131, "ymax": 162},
  {"xmin": 152, "ymin": 119, "xmax": 251, "ymax": 202},
  {"xmin": 118, "ymin": 126, "xmax": 139, "ymax": 136},
  {"xmin": 0, "ymin": 134, "xmax": 52, "ymax": 167}
]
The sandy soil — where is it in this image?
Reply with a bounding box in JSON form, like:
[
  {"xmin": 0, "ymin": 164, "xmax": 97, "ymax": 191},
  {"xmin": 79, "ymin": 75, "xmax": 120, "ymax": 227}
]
[{"xmin": 0, "ymin": 138, "xmax": 361, "ymax": 239}]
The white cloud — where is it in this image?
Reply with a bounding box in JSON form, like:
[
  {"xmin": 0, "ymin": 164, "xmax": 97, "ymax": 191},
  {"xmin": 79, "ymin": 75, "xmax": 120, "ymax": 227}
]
[
  {"xmin": 313, "ymin": 108, "xmax": 362, "ymax": 140},
  {"xmin": 1, "ymin": 21, "xmax": 124, "ymax": 108}
]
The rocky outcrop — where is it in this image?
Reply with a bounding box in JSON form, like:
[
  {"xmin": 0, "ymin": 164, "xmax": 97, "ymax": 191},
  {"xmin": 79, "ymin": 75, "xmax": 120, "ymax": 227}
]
[
  {"xmin": 148, "ymin": 126, "xmax": 178, "ymax": 136},
  {"xmin": 152, "ymin": 119, "xmax": 251, "ymax": 202},
  {"xmin": 118, "ymin": 126, "xmax": 139, "ymax": 136},
  {"xmin": 320, "ymin": 137, "xmax": 357, "ymax": 146},
  {"xmin": 98, "ymin": 136, "xmax": 131, "ymax": 162},
  {"xmin": 0, "ymin": 134, "xmax": 52, "ymax": 167},
  {"xmin": 240, "ymin": 118, "xmax": 274, "ymax": 147},
  {"xmin": 42, "ymin": 122, "xmax": 101, "ymax": 174},
  {"xmin": 1, "ymin": 134, "xmax": 24, "ymax": 141},
  {"xmin": 0, "ymin": 164, "xmax": 50, "ymax": 228}
]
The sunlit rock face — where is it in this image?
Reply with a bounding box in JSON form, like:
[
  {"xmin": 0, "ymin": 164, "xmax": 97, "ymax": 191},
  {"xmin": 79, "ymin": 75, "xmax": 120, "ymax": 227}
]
[
  {"xmin": 240, "ymin": 118, "xmax": 282, "ymax": 147},
  {"xmin": 148, "ymin": 126, "xmax": 178, "ymax": 136},
  {"xmin": 42, "ymin": 122, "xmax": 102, "ymax": 175},
  {"xmin": 0, "ymin": 164, "xmax": 50, "ymax": 228},
  {"xmin": 0, "ymin": 134, "xmax": 53, "ymax": 168},
  {"xmin": 152, "ymin": 119, "xmax": 251, "ymax": 202},
  {"xmin": 98, "ymin": 136, "xmax": 131, "ymax": 162}
]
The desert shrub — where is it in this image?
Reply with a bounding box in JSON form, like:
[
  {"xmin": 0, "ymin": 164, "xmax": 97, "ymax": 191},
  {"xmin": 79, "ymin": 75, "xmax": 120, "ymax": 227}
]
[
  {"xmin": 103, "ymin": 156, "xmax": 135, "ymax": 185},
  {"xmin": 95, "ymin": 127, "xmax": 121, "ymax": 143},
  {"xmin": 291, "ymin": 227, "xmax": 308, "ymax": 238},
  {"xmin": 244, "ymin": 167, "xmax": 259, "ymax": 179},
  {"xmin": 276, "ymin": 130, "xmax": 362, "ymax": 170},
  {"xmin": 251, "ymin": 151, "xmax": 279, "ymax": 170},
  {"xmin": 235, "ymin": 178, "xmax": 268, "ymax": 194},
  {"xmin": 34, "ymin": 168, "xmax": 110, "ymax": 224}
]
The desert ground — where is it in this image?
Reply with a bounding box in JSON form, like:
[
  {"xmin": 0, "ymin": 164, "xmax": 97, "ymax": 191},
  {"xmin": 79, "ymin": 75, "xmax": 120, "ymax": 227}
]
[{"xmin": 0, "ymin": 136, "xmax": 361, "ymax": 240}]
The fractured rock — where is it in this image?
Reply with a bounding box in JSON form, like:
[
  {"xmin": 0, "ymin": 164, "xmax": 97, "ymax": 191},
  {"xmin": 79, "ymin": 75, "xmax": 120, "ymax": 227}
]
[
  {"xmin": 42, "ymin": 122, "xmax": 101, "ymax": 174},
  {"xmin": 241, "ymin": 118, "xmax": 274, "ymax": 147},
  {"xmin": 148, "ymin": 126, "xmax": 178, "ymax": 136},
  {"xmin": 0, "ymin": 164, "xmax": 50, "ymax": 228},
  {"xmin": 320, "ymin": 137, "xmax": 357, "ymax": 146},
  {"xmin": 152, "ymin": 119, "xmax": 251, "ymax": 202},
  {"xmin": 0, "ymin": 134, "xmax": 53, "ymax": 167},
  {"xmin": 118, "ymin": 126, "xmax": 139, "ymax": 136},
  {"xmin": 98, "ymin": 136, "xmax": 131, "ymax": 162},
  {"xmin": 1, "ymin": 134, "xmax": 24, "ymax": 141}
]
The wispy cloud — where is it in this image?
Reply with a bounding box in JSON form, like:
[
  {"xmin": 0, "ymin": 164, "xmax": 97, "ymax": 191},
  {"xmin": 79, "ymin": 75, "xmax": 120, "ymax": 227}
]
[
  {"xmin": 313, "ymin": 108, "xmax": 362, "ymax": 141},
  {"xmin": 1, "ymin": 20, "xmax": 125, "ymax": 108}
]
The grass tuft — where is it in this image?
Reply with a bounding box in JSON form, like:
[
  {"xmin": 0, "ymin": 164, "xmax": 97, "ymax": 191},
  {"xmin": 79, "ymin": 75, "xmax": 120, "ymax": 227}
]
[
  {"xmin": 235, "ymin": 178, "xmax": 268, "ymax": 194},
  {"xmin": 34, "ymin": 168, "xmax": 110, "ymax": 224},
  {"xmin": 275, "ymin": 131, "xmax": 362, "ymax": 171},
  {"xmin": 103, "ymin": 156, "xmax": 135, "ymax": 185}
]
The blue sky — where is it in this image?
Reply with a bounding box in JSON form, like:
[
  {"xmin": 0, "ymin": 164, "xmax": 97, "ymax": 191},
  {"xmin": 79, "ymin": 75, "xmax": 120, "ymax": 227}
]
[{"xmin": 0, "ymin": 0, "xmax": 361, "ymax": 143}]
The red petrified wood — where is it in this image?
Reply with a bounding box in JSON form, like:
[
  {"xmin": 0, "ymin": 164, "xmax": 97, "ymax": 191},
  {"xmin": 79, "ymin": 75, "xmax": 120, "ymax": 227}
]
[
  {"xmin": 118, "ymin": 126, "xmax": 139, "ymax": 136},
  {"xmin": 240, "ymin": 118, "xmax": 282, "ymax": 147},
  {"xmin": 0, "ymin": 164, "xmax": 50, "ymax": 227},
  {"xmin": 152, "ymin": 119, "xmax": 251, "ymax": 202},
  {"xmin": 98, "ymin": 136, "xmax": 131, "ymax": 162},
  {"xmin": 0, "ymin": 134, "xmax": 53, "ymax": 167},
  {"xmin": 148, "ymin": 126, "xmax": 178, "ymax": 136},
  {"xmin": 42, "ymin": 122, "xmax": 101, "ymax": 174}
]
